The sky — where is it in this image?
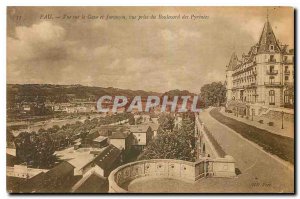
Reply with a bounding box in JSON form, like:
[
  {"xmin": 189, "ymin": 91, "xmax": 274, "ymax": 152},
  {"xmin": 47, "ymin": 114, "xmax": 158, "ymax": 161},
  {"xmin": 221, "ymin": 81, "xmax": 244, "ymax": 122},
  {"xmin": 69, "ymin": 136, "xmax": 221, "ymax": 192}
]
[{"xmin": 7, "ymin": 7, "xmax": 294, "ymax": 93}]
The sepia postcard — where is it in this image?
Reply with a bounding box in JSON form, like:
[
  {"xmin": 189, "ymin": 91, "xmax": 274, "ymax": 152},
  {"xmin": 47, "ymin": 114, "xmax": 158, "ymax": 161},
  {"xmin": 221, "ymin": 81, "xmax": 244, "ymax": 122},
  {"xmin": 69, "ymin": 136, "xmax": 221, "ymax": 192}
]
[{"xmin": 6, "ymin": 6, "xmax": 295, "ymax": 193}]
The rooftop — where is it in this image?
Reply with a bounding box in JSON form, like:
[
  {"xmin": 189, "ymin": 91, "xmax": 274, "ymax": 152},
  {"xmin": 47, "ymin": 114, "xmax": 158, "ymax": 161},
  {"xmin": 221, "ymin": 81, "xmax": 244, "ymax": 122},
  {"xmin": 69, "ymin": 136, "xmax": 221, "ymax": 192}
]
[
  {"xmin": 72, "ymin": 172, "xmax": 108, "ymax": 193},
  {"xmin": 227, "ymin": 19, "xmax": 294, "ymax": 70},
  {"xmin": 93, "ymin": 136, "xmax": 108, "ymax": 143},
  {"xmin": 257, "ymin": 20, "xmax": 281, "ymax": 54},
  {"xmin": 109, "ymin": 131, "xmax": 131, "ymax": 139},
  {"xmin": 55, "ymin": 147, "xmax": 102, "ymax": 171},
  {"xmin": 44, "ymin": 161, "xmax": 74, "ymax": 178},
  {"xmin": 92, "ymin": 145, "xmax": 121, "ymax": 170},
  {"xmin": 129, "ymin": 125, "xmax": 150, "ymax": 133}
]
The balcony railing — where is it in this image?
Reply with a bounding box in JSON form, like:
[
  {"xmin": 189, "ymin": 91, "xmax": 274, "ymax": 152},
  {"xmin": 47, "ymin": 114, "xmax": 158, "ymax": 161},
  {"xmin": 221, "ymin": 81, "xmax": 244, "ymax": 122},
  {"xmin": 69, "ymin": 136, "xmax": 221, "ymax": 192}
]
[
  {"xmin": 264, "ymin": 82, "xmax": 282, "ymax": 87},
  {"xmin": 268, "ymin": 59, "xmax": 276, "ymax": 63},
  {"xmin": 284, "ymin": 82, "xmax": 293, "ymax": 87},
  {"xmin": 245, "ymin": 83, "xmax": 257, "ymax": 88},
  {"xmin": 283, "ymin": 60, "xmax": 293, "ymax": 64},
  {"xmin": 284, "ymin": 70, "xmax": 290, "ymax": 75},
  {"xmin": 266, "ymin": 70, "xmax": 278, "ymax": 75}
]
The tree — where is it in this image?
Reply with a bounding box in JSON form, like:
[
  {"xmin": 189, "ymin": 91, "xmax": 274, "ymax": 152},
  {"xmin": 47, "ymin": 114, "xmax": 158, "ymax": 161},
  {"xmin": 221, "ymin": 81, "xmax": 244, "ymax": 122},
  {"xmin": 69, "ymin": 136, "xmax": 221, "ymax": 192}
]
[
  {"xmin": 14, "ymin": 132, "xmax": 56, "ymax": 168},
  {"xmin": 158, "ymin": 113, "xmax": 175, "ymax": 134},
  {"xmin": 140, "ymin": 132, "xmax": 193, "ymax": 161},
  {"xmin": 140, "ymin": 113, "xmax": 195, "ymax": 162},
  {"xmin": 200, "ymin": 81, "xmax": 226, "ymax": 107}
]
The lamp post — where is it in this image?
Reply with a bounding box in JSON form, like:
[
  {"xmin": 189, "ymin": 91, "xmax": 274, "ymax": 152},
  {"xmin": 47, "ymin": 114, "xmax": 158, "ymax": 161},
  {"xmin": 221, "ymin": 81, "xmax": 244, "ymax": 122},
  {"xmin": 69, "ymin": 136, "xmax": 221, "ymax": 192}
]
[{"xmin": 281, "ymin": 111, "xmax": 284, "ymax": 129}]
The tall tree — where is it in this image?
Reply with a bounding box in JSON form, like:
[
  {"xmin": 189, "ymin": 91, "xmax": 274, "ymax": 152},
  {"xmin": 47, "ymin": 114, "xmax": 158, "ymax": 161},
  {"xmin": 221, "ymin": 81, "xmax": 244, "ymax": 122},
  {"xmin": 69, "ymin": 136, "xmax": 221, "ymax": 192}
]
[{"xmin": 200, "ymin": 81, "xmax": 226, "ymax": 107}]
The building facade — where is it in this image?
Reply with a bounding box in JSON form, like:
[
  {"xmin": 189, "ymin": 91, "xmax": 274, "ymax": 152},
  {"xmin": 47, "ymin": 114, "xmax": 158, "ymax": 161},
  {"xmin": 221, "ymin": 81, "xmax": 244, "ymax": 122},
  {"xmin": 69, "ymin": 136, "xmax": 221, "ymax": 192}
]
[
  {"xmin": 129, "ymin": 125, "xmax": 153, "ymax": 151},
  {"xmin": 225, "ymin": 19, "xmax": 294, "ymax": 109}
]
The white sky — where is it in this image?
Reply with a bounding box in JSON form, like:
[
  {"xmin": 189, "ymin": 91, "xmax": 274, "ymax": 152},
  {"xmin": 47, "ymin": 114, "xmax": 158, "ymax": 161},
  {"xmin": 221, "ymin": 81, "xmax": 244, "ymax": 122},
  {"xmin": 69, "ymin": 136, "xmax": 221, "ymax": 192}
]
[{"xmin": 7, "ymin": 7, "xmax": 294, "ymax": 93}]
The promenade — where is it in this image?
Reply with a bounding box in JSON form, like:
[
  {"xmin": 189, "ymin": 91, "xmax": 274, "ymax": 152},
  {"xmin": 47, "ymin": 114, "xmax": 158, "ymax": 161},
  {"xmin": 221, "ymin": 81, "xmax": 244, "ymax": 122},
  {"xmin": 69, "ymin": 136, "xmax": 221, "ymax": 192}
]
[{"xmin": 128, "ymin": 107, "xmax": 294, "ymax": 193}]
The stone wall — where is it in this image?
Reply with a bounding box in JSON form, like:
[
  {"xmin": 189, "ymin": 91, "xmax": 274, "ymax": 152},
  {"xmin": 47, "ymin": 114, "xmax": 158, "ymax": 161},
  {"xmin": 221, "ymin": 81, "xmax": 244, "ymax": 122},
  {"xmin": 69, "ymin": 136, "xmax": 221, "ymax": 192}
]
[
  {"xmin": 108, "ymin": 158, "xmax": 236, "ymax": 193},
  {"xmin": 195, "ymin": 114, "xmax": 226, "ymax": 158}
]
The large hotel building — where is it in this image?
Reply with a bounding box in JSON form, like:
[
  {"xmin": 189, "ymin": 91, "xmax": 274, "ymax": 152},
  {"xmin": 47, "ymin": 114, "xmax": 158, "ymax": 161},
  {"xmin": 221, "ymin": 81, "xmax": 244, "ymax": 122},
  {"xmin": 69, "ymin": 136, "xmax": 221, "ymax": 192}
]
[{"xmin": 225, "ymin": 18, "xmax": 294, "ymax": 111}]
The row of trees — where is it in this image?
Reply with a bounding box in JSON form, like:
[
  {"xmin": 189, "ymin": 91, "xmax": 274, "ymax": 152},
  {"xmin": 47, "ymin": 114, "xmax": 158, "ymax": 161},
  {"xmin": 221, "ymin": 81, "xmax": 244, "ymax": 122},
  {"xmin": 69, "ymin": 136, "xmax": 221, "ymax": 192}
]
[
  {"xmin": 12, "ymin": 112, "xmax": 135, "ymax": 168},
  {"xmin": 139, "ymin": 113, "xmax": 196, "ymax": 162}
]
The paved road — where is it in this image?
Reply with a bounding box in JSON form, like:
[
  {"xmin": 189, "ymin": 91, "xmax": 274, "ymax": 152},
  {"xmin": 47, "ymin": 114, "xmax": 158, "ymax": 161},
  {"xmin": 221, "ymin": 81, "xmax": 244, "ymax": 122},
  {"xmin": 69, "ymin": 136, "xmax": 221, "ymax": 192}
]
[{"xmin": 197, "ymin": 108, "xmax": 294, "ymax": 193}]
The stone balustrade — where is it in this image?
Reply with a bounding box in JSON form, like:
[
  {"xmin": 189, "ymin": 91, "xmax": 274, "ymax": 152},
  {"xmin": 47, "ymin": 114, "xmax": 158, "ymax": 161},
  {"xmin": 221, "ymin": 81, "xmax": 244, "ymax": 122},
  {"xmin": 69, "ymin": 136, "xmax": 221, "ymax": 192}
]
[{"xmin": 108, "ymin": 157, "xmax": 236, "ymax": 193}]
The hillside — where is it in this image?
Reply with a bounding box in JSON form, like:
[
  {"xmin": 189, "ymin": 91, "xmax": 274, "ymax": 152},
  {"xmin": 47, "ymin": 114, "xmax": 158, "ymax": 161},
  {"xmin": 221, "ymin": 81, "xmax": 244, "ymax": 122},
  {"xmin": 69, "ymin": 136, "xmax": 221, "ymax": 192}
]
[{"xmin": 7, "ymin": 84, "xmax": 162, "ymax": 103}]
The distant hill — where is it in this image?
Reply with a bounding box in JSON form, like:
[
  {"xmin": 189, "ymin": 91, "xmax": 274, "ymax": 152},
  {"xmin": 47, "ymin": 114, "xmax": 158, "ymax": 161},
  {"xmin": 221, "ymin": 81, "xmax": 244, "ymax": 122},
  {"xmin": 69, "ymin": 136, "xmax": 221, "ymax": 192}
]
[
  {"xmin": 7, "ymin": 84, "xmax": 162, "ymax": 103},
  {"xmin": 162, "ymin": 89, "xmax": 197, "ymax": 97},
  {"xmin": 7, "ymin": 84, "xmax": 199, "ymax": 105}
]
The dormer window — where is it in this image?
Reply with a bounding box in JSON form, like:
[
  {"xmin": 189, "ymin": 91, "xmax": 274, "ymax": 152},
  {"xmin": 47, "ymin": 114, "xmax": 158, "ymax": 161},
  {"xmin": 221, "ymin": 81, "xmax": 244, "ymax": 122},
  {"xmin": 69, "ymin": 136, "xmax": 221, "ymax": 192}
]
[{"xmin": 269, "ymin": 45, "xmax": 274, "ymax": 51}]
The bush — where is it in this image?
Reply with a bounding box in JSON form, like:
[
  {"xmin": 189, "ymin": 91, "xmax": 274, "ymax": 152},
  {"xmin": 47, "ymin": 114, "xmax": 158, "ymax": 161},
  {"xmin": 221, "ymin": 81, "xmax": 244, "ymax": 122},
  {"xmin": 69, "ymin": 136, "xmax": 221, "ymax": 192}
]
[
  {"xmin": 258, "ymin": 120, "xmax": 264, "ymax": 124},
  {"xmin": 268, "ymin": 122, "xmax": 274, "ymax": 126}
]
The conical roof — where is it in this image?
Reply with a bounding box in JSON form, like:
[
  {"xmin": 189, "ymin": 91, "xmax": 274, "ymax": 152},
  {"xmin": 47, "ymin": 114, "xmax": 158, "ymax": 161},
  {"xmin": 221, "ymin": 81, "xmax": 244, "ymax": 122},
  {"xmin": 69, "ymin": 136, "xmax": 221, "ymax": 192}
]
[
  {"xmin": 257, "ymin": 20, "xmax": 281, "ymax": 54},
  {"xmin": 226, "ymin": 52, "xmax": 238, "ymax": 71}
]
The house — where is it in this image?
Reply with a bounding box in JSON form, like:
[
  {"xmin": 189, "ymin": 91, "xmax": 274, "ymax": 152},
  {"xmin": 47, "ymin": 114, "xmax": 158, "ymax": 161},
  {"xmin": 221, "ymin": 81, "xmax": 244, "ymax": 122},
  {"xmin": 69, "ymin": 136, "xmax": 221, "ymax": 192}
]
[
  {"xmin": 81, "ymin": 126, "xmax": 127, "ymax": 148},
  {"xmin": 150, "ymin": 114, "xmax": 159, "ymax": 124},
  {"xmin": 17, "ymin": 161, "xmax": 75, "ymax": 193},
  {"xmin": 42, "ymin": 161, "xmax": 75, "ymax": 192},
  {"xmin": 89, "ymin": 125, "xmax": 128, "ymax": 137},
  {"xmin": 80, "ymin": 129, "xmax": 104, "ymax": 148},
  {"xmin": 92, "ymin": 136, "xmax": 109, "ymax": 148},
  {"xmin": 6, "ymin": 153, "xmax": 19, "ymax": 167},
  {"xmin": 6, "ymin": 164, "xmax": 47, "ymax": 179},
  {"xmin": 109, "ymin": 131, "xmax": 133, "ymax": 151},
  {"xmin": 129, "ymin": 125, "xmax": 153, "ymax": 150},
  {"xmin": 81, "ymin": 145, "xmax": 121, "ymax": 177},
  {"xmin": 141, "ymin": 114, "xmax": 151, "ymax": 123},
  {"xmin": 148, "ymin": 123, "xmax": 159, "ymax": 137},
  {"xmin": 17, "ymin": 172, "xmax": 46, "ymax": 193},
  {"xmin": 71, "ymin": 171, "xmax": 108, "ymax": 193}
]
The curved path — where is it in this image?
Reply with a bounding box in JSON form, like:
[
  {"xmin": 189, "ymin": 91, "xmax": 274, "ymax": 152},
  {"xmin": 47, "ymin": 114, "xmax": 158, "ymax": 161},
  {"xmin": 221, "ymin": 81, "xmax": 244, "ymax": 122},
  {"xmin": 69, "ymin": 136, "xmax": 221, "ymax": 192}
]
[
  {"xmin": 120, "ymin": 108, "xmax": 294, "ymax": 193},
  {"xmin": 197, "ymin": 107, "xmax": 294, "ymax": 193}
]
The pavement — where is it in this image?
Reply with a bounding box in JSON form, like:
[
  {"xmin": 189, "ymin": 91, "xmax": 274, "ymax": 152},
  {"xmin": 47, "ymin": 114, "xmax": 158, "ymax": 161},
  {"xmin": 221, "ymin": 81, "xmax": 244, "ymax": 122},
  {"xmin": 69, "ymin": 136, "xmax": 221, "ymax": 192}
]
[
  {"xmin": 220, "ymin": 107, "xmax": 294, "ymax": 138},
  {"xmin": 198, "ymin": 107, "xmax": 294, "ymax": 193},
  {"xmin": 128, "ymin": 107, "xmax": 294, "ymax": 193}
]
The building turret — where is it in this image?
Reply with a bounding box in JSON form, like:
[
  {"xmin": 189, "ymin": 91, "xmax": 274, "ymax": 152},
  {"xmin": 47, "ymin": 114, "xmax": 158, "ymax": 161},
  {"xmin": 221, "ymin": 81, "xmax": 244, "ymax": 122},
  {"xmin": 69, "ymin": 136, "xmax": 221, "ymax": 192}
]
[
  {"xmin": 226, "ymin": 52, "xmax": 239, "ymax": 101},
  {"xmin": 257, "ymin": 19, "xmax": 281, "ymax": 54}
]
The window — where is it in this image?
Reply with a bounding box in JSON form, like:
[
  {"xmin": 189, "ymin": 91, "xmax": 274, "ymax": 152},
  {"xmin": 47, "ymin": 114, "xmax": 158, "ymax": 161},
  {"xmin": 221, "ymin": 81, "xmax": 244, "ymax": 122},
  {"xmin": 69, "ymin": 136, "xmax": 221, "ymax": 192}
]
[
  {"xmin": 269, "ymin": 76, "xmax": 274, "ymax": 84},
  {"xmin": 270, "ymin": 65, "xmax": 274, "ymax": 72},
  {"xmin": 269, "ymin": 45, "xmax": 274, "ymax": 51},
  {"xmin": 270, "ymin": 55, "xmax": 275, "ymax": 62},
  {"xmin": 285, "ymin": 66, "xmax": 288, "ymax": 72},
  {"xmin": 285, "ymin": 76, "xmax": 289, "ymax": 81},
  {"xmin": 269, "ymin": 90, "xmax": 275, "ymax": 105},
  {"xmin": 284, "ymin": 90, "xmax": 289, "ymax": 104},
  {"xmin": 284, "ymin": 56, "xmax": 288, "ymax": 61}
]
